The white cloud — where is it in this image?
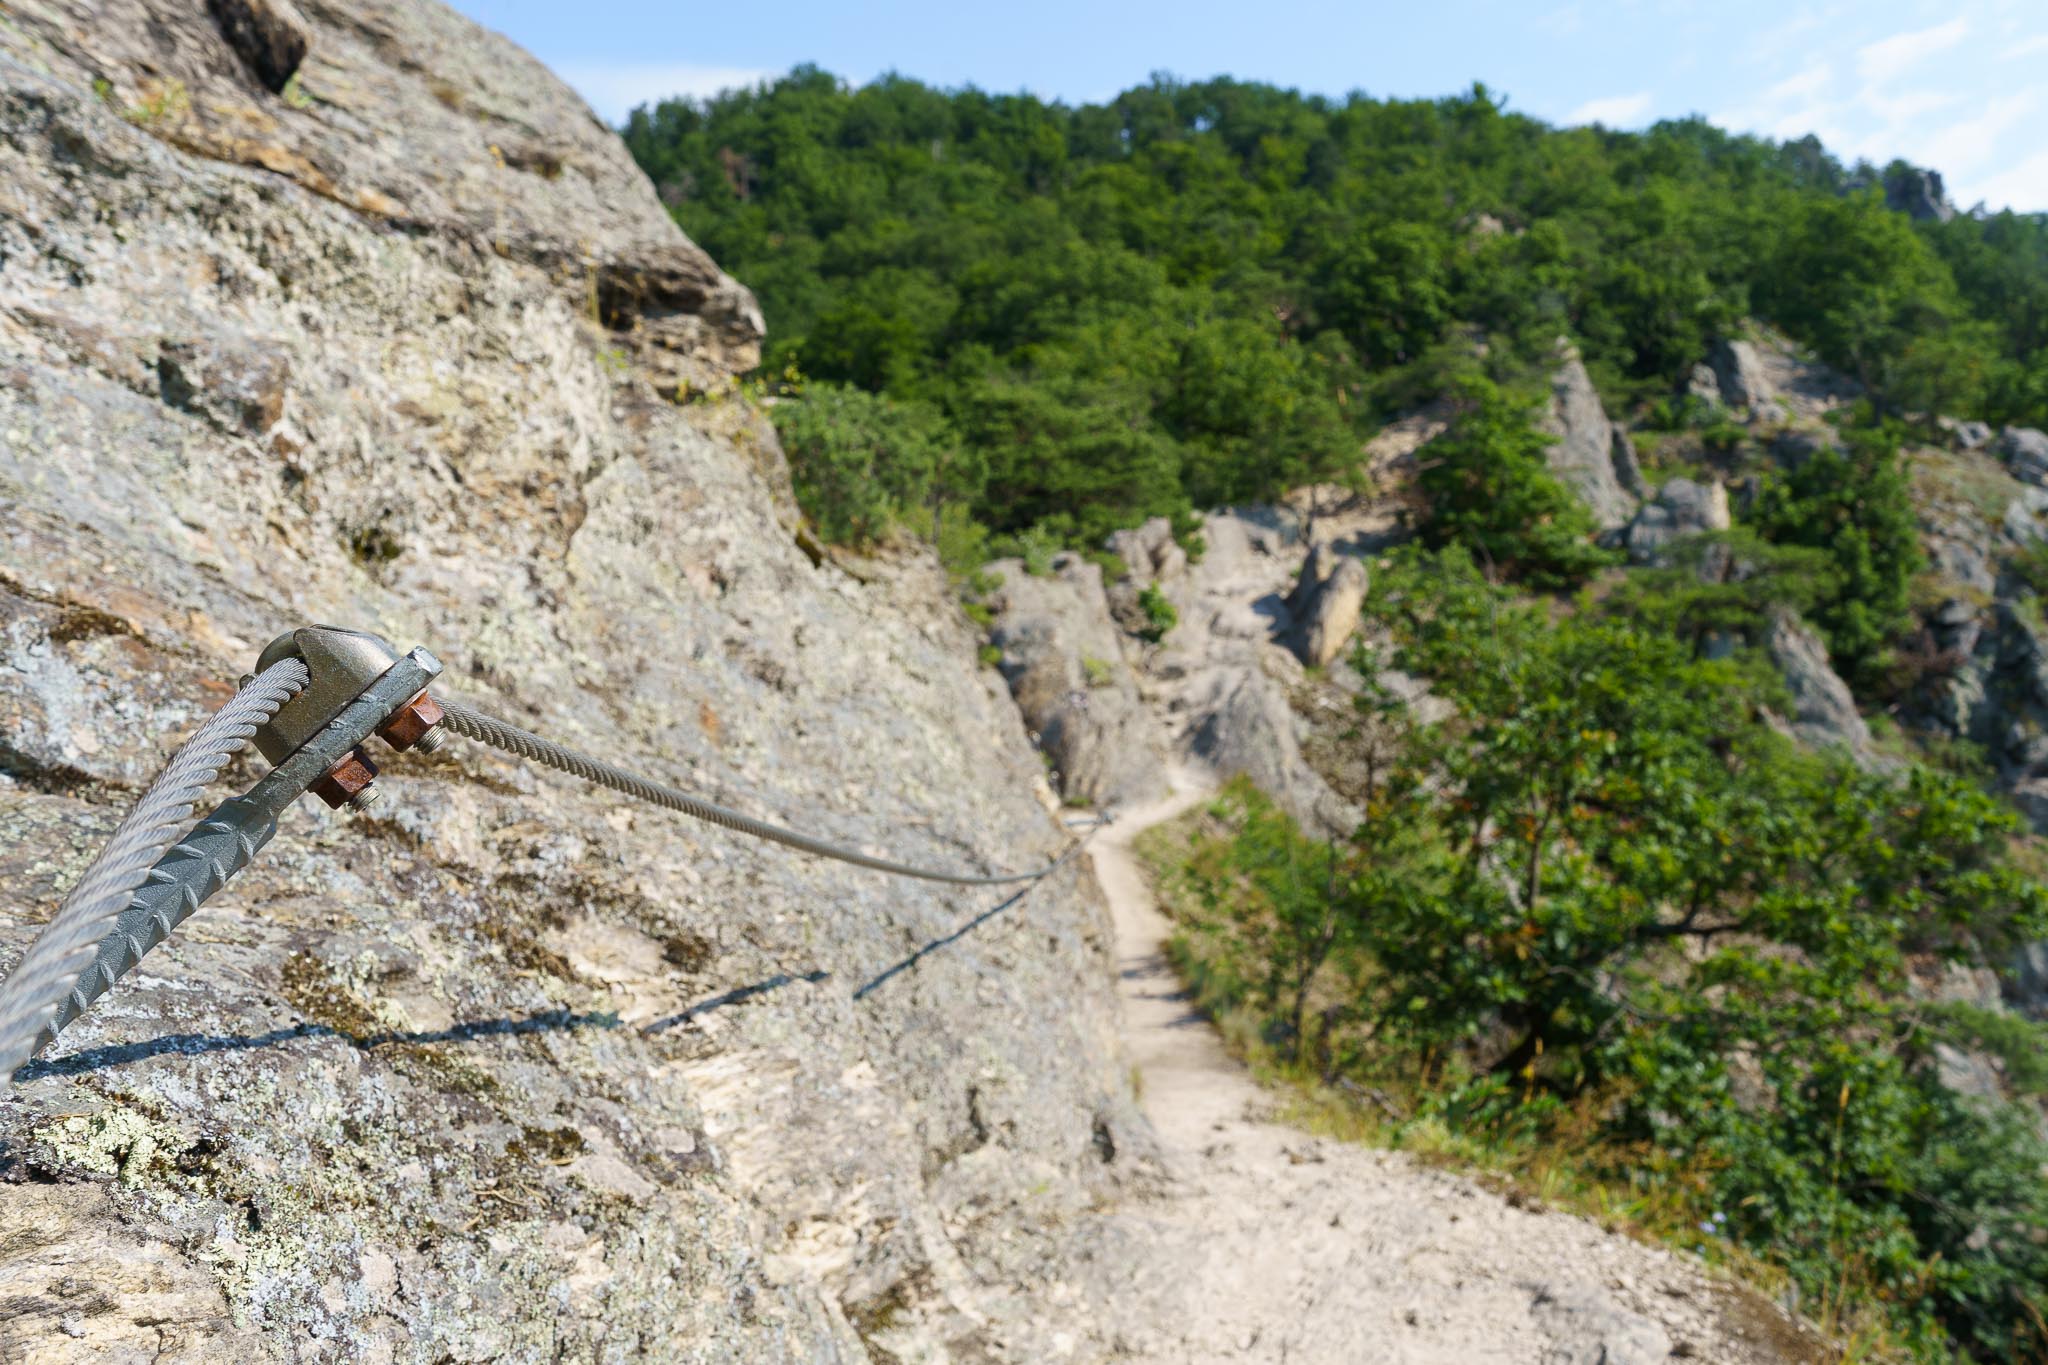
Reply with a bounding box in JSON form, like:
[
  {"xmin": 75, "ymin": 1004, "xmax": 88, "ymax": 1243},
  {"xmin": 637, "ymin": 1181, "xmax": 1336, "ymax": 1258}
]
[
  {"xmin": 2002, "ymin": 33, "xmax": 2048, "ymax": 60},
  {"xmin": 1914, "ymin": 92, "xmax": 2036, "ymax": 176},
  {"xmin": 1764, "ymin": 61, "xmax": 1833, "ymax": 103},
  {"xmin": 1561, "ymin": 92, "xmax": 1654, "ymax": 126},
  {"xmin": 554, "ymin": 62, "xmax": 773, "ymax": 124},
  {"xmin": 1951, "ymin": 145, "xmax": 2048, "ymax": 213},
  {"xmin": 1855, "ymin": 17, "xmax": 1969, "ymax": 84}
]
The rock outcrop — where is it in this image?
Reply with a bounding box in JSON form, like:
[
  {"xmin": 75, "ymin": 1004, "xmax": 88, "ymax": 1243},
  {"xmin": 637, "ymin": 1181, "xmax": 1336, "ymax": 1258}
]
[
  {"xmin": 1287, "ymin": 545, "xmax": 1369, "ymax": 668},
  {"xmin": 1707, "ymin": 338, "xmax": 1776, "ymax": 413},
  {"xmin": 1107, "ymin": 515, "xmax": 1189, "ymax": 588},
  {"xmin": 1879, "ymin": 165, "xmax": 1957, "ymax": 224},
  {"xmin": 985, "ymin": 555, "xmax": 1172, "ymax": 810},
  {"xmin": 1766, "ymin": 612, "xmax": 1878, "ymax": 765},
  {"xmin": 1997, "ymin": 426, "xmax": 2048, "ymax": 486},
  {"xmin": 0, "ymin": 7, "xmax": 1145, "ymax": 1359},
  {"xmin": 1539, "ymin": 344, "xmax": 1639, "ymax": 532},
  {"xmin": 1623, "ymin": 478, "xmax": 1730, "ymax": 565},
  {"xmin": 1688, "ymin": 330, "xmax": 1860, "ymax": 426}
]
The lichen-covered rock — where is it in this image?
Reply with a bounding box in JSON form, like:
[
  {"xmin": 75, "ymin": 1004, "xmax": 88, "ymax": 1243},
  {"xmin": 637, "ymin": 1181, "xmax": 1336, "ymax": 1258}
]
[
  {"xmin": 986, "ymin": 555, "xmax": 1171, "ymax": 810},
  {"xmin": 0, "ymin": 7, "xmax": 1148, "ymax": 1359},
  {"xmin": 1623, "ymin": 478, "xmax": 1728, "ymax": 566},
  {"xmin": 1538, "ymin": 344, "xmax": 1638, "ymax": 532},
  {"xmin": 1709, "ymin": 338, "xmax": 1775, "ymax": 413},
  {"xmin": 1288, "ymin": 554, "xmax": 1368, "ymax": 669},
  {"xmin": 1997, "ymin": 426, "xmax": 2048, "ymax": 486},
  {"xmin": 1765, "ymin": 612, "xmax": 1877, "ymax": 767},
  {"xmin": 1943, "ymin": 417, "xmax": 1993, "ymax": 451},
  {"xmin": 1107, "ymin": 516, "xmax": 1187, "ymax": 585}
]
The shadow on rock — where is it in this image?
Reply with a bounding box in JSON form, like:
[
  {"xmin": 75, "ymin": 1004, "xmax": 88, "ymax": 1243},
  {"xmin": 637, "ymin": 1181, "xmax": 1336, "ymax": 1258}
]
[{"xmin": 17, "ymin": 1007, "xmax": 626, "ymax": 1080}]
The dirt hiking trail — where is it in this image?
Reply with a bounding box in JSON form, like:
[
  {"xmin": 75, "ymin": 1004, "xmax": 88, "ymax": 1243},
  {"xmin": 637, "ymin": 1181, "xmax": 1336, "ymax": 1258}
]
[{"xmin": 1081, "ymin": 767, "xmax": 1819, "ymax": 1365}]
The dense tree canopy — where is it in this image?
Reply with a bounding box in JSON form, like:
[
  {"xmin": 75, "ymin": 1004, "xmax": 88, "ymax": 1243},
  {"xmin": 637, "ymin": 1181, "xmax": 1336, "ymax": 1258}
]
[{"xmin": 626, "ymin": 71, "xmax": 2048, "ymax": 547}]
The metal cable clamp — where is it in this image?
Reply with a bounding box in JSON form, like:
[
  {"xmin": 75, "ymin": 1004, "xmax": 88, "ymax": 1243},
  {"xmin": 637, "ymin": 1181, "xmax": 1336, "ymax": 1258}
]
[{"xmin": 22, "ymin": 628, "xmax": 446, "ymax": 1060}]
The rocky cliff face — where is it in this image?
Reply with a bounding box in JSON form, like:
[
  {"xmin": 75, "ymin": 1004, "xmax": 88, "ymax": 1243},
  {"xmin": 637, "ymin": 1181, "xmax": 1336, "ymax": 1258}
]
[{"xmin": 0, "ymin": 5, "xmax": 1144, "ymax": 1359}]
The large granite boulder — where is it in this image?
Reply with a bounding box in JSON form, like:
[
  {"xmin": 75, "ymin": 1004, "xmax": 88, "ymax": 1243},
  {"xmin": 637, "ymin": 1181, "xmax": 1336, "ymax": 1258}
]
[
  {"xmin": 1709, "ymin": 338, "xmax": 1775, "ymax": 413},
  {"xmin": 1538, "ymin": 344, "xmax": 1638, "ymax": 532},
  {"xmin": 1766, "ymin": 612, "xmax": 1878, "ymax": 767},
  {"xmin": 986, "ymin": 556, "xmax": 1172, "ymax": 810},
  {"xmin": 1997, "ymin": 427, "xmax": 2048, "ymax": 486},
  {"xmin": 1623, "ymin": 478, "xmax": 1729, "ymax": 566},
  {"xmin": 1286, "ymin": 545, "xmax": 1369, "ymax": 668}
]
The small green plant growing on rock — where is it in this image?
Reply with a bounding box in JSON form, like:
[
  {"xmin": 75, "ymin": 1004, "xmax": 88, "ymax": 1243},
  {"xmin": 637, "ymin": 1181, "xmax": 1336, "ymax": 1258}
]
[
  {"xmin": 1014, "ymin": 525, "xmax": 1060, "ymax": 577},
  {"xmin": 1137, "ymin": 582, "xmax": 1177, "ymax": 642},
  {"xmin": 125, "ymin": 79, "xmax": 189, "ymax": 127},
  {"xmin": 280, "ymin": 72, "xmax": 314, "ymax": 110},
  {"xmin": 1081, "ymin": 655, "xmax": 1115, "ymax": 688}
]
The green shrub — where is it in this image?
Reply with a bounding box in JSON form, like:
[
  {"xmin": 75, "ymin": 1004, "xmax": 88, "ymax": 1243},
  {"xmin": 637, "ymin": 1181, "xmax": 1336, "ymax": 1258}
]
[
  {"xmin": 1746, "ymin": 423, "xmax": 1922, "ymax": 692},
  {"xmin": 1417, "ymin": 376, "xmax": 1618, "ymax": 589},
  {"xmin": 1137, "ymin": 582, "xmax": 1177, "ymax": 641},
  {"xmin": 768, "ymin": 382, "xmax": 983, "ymax": 548}
]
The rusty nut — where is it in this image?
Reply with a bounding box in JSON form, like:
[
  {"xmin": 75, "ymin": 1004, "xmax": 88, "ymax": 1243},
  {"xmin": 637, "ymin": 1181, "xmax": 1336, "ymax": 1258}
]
[
  {"xmin": 311, "ymin": 748, "xmax": 379, "ymax": 810},
  {"xmin": 377, "ymin": 690, "xmax": 445, "ymax": 753}
]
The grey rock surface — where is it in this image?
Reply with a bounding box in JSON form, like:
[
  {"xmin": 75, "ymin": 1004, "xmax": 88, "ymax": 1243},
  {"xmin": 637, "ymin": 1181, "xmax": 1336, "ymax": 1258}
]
[
  {"xmin": 1998, "ymin": 426, "xmax": 2048, "ymax": 486},
  {"xmin": 986, "ymin": 555, "xmax": 1172, "ymax": 810},
  {"xmin": 1288, "ymin": 552, "xmax": 1369, "ymax": 669},
  {"xmin": 1609, "ymin": 425, "xmax": 1647, "ymax": 498},
  {"xmin": 1880, "ymin": 165, "xmax": 1956, "ymax": 223},
  {"xmin": 1107, "ymin": 516, "xmax": 1188, "ymax": 586},
  {"xmin": 1141, "ymin": 510, "xmax": 1366, "ymax": 838},
  {"xmin": 0, "ymin": 8, "xmax": 1146, "ymax": 1359},
  {"xmin": 1685, "ymin": 362, "xmax": 1723, "ymax": 406},
  {"xmin": 1710, "ymin": 338, "xmax": 1775, "ymax": 412},
  {"xmin": 1699, "ymin": 330, "xmax": 1859, "ymax": 425},
  {"xmin": 1945, "ymin": 417, "xmax": 1993, "ymax": 451},
  {"xmin": 1538, "ymin": 345, "xmax": 1638, "ymax": 532},
  {"xmin": 1766, "ymin": 612, "xmax": 1877, "ymax": 766},
  {"xmin": 1527, "ymin": 1284, "xmax": 1674, "ymax": 1365},
  {"xmin": 1624, "ymin": 478, "xmax": 1729, "ymax": 566}
]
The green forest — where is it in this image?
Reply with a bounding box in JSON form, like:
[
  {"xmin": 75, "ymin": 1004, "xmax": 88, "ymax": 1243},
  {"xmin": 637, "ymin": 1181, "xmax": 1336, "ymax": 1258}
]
[
  {"xmin": 624, "ymin": 71, "xmax": 2048, "ymax": 1361},
  {"xmin": 625, "ymin": 68, "xmax": 2048, "ymax": 550}
]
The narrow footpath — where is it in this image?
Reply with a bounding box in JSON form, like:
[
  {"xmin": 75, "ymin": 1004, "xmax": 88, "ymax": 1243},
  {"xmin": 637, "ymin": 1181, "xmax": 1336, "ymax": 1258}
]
[{"xmin": 1082, "ymin": 768, "xmax": 1817, "ymax": 1365}]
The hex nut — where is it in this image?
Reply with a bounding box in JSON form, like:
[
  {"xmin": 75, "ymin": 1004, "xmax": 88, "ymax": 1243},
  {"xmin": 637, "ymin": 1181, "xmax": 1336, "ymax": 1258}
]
[
  {"xmin": 378, "ymin": 690, "xmax": 444, "ymax": 752},
  {"xmin": 311, "ymin": 748, "xmax": 378, "ymax": 810}
]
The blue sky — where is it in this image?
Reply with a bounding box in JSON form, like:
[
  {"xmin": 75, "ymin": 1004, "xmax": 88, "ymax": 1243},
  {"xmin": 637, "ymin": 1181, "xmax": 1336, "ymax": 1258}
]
[{"xmin": 452, "ymin": 0, "xmax": 2048, "ymax": 212}]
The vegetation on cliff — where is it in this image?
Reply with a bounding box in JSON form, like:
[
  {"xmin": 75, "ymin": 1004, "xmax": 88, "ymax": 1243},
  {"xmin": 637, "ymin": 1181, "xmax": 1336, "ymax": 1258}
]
[{"xmin": 627, "ymin": 68, "xmax": 2048, "ymax": 551}]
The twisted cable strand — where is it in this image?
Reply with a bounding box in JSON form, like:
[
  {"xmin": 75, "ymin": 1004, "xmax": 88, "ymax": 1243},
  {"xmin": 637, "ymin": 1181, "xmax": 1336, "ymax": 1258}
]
[
  {"xmin": 0, "ymin": 658, "xmax": 309, "ymax": 1082},
  {"xmin": 438, "ymin": 697, "xmax": 1087, "ymax": 886}
]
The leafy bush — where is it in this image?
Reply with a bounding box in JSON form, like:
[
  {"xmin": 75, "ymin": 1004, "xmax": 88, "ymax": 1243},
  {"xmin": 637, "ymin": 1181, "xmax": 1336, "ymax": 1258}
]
[
  {"xmin": 1746, "ymin": 424, "xmax": 1922, "ymax": 691},
  {"xmin": 1417, "ymin": 376, "xmax": 1617, "ymax": 589},
  {"xmin": 1137, "ymin": 582, "xmax": 1177, "ymax": 641},
  {"xmin": 768, "ymin": 381, "xmax": 982, "ymax": 547}
]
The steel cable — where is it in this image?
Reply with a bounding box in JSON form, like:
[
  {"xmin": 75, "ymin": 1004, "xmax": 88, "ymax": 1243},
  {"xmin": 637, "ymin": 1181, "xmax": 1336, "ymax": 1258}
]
[
  {"xmin": 0, "ymin": 657, "xmax": 309, "ymax": 1082},
  {"xmin": 437, "ymin": 697, "xmax": 1091, "ymax": 886}
]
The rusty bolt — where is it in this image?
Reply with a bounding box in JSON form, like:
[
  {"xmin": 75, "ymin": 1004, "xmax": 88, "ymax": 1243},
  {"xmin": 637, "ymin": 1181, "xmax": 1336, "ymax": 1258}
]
[
  {"xmin": 377, "ymin": 690, "xmax": 445, "ymax": 753},
  {"xmin": 310, "ymin": 748, "xmax": 379, "ymax": 811}
]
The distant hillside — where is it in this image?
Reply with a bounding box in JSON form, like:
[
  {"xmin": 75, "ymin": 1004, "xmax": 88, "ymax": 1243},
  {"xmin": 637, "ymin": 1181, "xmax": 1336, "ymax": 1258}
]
[{"xmin": 623, "ymin": 68, "xmax": 2048, "ymax": 543}]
